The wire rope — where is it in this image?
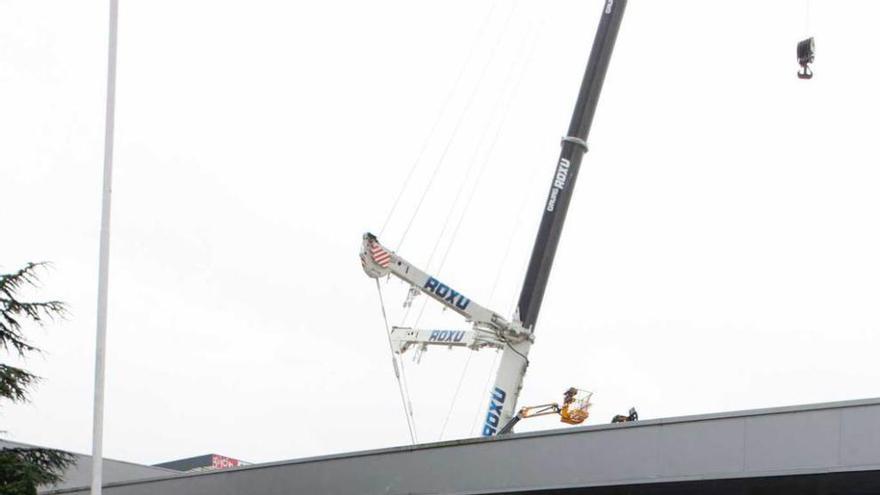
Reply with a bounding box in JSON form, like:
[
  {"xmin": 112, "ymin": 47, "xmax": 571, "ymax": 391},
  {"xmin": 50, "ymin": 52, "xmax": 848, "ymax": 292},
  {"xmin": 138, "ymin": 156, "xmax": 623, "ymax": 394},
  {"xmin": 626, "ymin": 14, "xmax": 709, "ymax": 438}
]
[
  {"xmin": 398, "ymin": 1, "xmax": 522, "ymax": 329},
  {"xmin": 422, "ymin": 12, "xmax": 540, "ymax": 276},
  {"xmin": 396, "ymin": 0, "xmax": 520, "ymax": 253},
  {"xmin": 398, "ymin": 353, "xmax": 420, "ymax": 443},
  {"xmin": 407, "ymin": 18, "xmax": 542, "ymax": 419},
  {"xmin": 434, "ymin": 19, "xmax": 541, "ymax": 287},
  {"xmin": 376, "ymin": 4, "xmax": 516, "ymax": 443},
  {"xmin": 375, "ymin": 279, "xmax": 417, "ymax": 444},
  {"xmin": 437, "ymin": 351, "xmax": 475, "ymax": 441},
  {"xmin": 804, "ymin": 0, "xmax": 812, "ymax": 35},
  {"xmin": 421, "ymin": 104, "xmax": 499, "ymax": 273},
  {"xmin": 450, "ymin": 18, "xmax": 545, "ymax": 439},
  {"xmin": 486, "ymin": 113, "xmax": 547, "ymax": 309},
  {"xmin": 423, "ymin": 18, "xmax": 544, "ymax": 439},
  {"xmin": 378, "ymin": 2, "xmax": 500, "ymax": 239}
]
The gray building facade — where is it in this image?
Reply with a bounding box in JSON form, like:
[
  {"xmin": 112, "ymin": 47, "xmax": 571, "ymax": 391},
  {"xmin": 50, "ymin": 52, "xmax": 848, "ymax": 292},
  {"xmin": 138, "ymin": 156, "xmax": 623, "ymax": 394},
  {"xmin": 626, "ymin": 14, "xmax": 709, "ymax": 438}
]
[
  {"xmin": 0, "ymin": 439, "xmax": 176, "ymax": 493},
  {"xmin": 48, "ymin": 397, "xmax": 880, "ymax": 494}
]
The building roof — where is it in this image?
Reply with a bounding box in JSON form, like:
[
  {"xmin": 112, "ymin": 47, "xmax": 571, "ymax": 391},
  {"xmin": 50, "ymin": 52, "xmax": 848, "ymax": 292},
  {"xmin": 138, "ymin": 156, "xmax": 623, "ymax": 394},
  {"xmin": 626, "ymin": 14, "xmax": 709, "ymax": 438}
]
[
  {"xmin": 44, "ymin": 396, "xmax": 880, "ymax": 494},
  {"xmin": 153, "ymin": 454, "xmax": 218, "ymax": 473},
  {"xmin": 0, "ymin": 439, "xmax": 179, "ymax": 493},
  {"xmin": 154, "ymin": 454, "xmax": 246, "ymax": 472}
]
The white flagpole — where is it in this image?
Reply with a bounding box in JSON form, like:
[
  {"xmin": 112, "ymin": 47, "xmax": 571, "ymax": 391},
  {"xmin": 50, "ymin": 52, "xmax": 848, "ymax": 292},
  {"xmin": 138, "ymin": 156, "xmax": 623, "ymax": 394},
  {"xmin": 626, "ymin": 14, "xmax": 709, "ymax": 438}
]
[{"xmin": 92, "ymin": 0, "xmax": 119, "ymax": 494}]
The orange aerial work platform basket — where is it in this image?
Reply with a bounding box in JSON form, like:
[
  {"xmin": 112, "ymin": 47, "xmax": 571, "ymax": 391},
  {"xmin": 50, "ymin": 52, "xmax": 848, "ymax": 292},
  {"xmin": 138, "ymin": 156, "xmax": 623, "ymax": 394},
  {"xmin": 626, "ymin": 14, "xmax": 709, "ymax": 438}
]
[{"xmin": 559, "ymin": 388, "xmax": 593, "ymax": 425}]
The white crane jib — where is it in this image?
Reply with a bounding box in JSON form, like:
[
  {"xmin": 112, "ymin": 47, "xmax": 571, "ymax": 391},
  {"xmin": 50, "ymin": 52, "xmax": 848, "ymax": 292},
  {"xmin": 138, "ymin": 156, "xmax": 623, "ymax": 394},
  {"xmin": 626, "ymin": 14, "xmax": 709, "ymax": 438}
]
[
  {"xmin": 361, "ymin": 233, "xmax": 531, "ymax": 355},
  {"xmin": 361, "ymin": 233, "xmax": 533, "ymax": 436}
]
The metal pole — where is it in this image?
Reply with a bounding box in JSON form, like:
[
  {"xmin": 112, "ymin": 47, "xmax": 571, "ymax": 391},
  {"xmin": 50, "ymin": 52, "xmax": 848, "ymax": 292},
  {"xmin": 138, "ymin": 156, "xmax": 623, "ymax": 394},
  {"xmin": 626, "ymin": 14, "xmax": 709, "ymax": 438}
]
[{"xmin": 92, "ymin": 0, "xmax": 119, "ymax": 493}]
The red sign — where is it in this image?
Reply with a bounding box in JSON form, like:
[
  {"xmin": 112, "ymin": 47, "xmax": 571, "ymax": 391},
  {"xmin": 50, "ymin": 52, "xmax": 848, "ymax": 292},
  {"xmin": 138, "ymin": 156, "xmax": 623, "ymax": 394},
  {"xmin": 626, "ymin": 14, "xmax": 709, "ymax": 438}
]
[{"xmin": 211, "ymin": 454, "xmax": 241, "ymax": 470}]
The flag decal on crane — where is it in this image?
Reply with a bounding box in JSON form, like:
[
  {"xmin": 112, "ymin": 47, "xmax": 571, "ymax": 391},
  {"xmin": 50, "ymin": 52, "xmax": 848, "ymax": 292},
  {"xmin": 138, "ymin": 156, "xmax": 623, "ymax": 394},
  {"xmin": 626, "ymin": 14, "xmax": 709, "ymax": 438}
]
[{"xmin": 370, "ymin": 242, "xmax": 392, "ymax": 268}]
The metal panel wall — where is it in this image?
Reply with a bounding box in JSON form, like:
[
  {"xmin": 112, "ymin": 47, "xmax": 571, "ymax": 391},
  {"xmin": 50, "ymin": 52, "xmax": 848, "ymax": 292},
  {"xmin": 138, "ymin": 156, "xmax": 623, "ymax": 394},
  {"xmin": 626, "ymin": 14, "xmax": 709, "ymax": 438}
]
[{"xmin": 50, "ymin": 398, "xmax": 880, "ymax": 495}]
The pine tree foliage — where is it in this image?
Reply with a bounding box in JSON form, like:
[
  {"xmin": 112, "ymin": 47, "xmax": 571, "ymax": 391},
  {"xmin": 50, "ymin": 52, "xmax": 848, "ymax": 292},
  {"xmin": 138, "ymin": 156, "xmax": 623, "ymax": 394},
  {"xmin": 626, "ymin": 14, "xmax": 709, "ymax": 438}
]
[
  {"xmin": 0, "ymin": 448, "xmax": 72, "ymax": 495},
  {"xmin": 0, "ymin": 263, "xmax": 67, "ymax": 357},
  {"xmin": 0, "ymin": 263, "xmax": 73, "ymax": 494}
]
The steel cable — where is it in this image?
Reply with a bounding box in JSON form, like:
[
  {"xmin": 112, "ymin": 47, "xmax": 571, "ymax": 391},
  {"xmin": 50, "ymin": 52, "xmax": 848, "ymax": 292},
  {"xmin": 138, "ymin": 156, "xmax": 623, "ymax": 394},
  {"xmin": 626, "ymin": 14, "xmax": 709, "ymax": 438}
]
[
  {"xmin": 429, "ymin": 17, "xmax": 545, "ymax": 439},
  {"xmin": 396, "ymin": 0, "xmax": 520, "ymax": 253},
  {"xmin": 379, "ymin": 2, "xmax": 500, "ymax": 239},
  {"xmin": 375, "ymin": 279, "xmax": 417, "ymax": 444}
]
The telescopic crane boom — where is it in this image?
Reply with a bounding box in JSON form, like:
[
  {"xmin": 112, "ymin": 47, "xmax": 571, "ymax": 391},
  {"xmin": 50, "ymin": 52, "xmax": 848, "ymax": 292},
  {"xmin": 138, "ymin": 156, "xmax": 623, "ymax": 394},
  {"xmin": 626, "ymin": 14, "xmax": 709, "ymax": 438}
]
[{"xmin": 482, "ymin": 0, "xmax": 627, "ymax": 436}]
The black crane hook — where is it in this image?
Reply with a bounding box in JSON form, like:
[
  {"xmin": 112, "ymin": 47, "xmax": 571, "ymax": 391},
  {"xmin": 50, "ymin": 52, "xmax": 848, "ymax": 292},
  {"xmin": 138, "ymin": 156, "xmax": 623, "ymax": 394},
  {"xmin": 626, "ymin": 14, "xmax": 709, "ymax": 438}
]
[{"xmin": 797, "ymin": 37, "xmax": 815, "ymax": 79}]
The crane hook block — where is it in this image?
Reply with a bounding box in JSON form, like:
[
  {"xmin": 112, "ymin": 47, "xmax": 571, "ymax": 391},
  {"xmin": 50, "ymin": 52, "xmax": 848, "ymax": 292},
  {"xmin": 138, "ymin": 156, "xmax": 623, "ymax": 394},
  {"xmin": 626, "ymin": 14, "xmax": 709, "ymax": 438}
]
[{"xmin": 797, "ymin": 37, "xmax": 815, "ymax": 80}]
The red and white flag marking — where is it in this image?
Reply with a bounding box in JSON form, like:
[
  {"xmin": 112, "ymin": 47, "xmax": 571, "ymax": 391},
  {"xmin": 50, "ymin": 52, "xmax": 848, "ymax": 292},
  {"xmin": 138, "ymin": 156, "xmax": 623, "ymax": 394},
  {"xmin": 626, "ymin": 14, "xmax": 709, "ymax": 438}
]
[{"xmin": 370, "ymin": 242, "xmax": 392, "ymax": 268}]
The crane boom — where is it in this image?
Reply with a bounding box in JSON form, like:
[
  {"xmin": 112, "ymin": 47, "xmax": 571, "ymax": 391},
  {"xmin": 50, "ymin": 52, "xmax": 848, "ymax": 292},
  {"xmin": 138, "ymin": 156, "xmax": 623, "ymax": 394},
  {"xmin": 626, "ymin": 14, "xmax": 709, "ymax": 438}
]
[
  {"xmin": 361, "ymin": 0, "xmax": 627, "ymax": 440},
  {"xmin": 482, "ymin": 0, "xmax": 627, "ymax": 436},
  {"xmin": 361, "ymin": 233, "xmax": 529, "ymax": 342},
  {"xmin": 517, "ymin": 0, "xmax": 627, "ymax": 330}
]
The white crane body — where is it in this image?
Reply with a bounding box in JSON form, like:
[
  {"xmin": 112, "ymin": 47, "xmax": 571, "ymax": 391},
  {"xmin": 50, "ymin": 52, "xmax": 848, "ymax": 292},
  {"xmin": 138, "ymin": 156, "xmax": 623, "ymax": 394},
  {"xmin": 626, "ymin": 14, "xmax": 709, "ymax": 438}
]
[
  {"xmin": 361, "ymin": 233, "xmax": 533, "ymax": 434},
  {"xmin": 361, "ymin": 0, "xmax": 627, "ymax": 437}
]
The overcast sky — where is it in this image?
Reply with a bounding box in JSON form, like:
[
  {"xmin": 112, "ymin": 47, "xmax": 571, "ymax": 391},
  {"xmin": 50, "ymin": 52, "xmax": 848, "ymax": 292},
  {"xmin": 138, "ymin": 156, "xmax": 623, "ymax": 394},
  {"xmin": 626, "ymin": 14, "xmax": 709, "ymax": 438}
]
[{"xmin": 3, "ymin": 0, "xmax": 880, "ymax": 466}]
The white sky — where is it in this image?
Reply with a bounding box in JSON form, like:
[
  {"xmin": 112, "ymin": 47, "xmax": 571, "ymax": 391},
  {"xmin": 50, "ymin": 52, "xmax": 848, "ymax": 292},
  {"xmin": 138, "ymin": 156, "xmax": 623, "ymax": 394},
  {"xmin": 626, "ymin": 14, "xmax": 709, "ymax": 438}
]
[{"xmin": 3, "ymin": 0, "xmax": 880, "ymax": 466}]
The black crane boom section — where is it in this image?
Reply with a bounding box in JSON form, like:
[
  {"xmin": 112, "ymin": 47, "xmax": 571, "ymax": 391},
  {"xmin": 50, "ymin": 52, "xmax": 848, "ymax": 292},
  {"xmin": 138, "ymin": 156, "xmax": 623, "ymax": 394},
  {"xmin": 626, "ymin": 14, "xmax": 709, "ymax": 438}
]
[{"xmin": 516, "ymin": 0, "xmax": 627, "ymax": 330}]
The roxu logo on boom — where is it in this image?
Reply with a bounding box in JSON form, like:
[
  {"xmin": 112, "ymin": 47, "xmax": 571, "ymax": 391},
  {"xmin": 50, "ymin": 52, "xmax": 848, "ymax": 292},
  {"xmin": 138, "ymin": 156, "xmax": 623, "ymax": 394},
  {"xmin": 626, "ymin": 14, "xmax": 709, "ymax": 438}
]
[
  {"xmin": 424, "ymin": 277, "xmax": 471, "ymax": 311},
  {"xmin": 428, "ymin": 330, "xmax": 465, "ymax": 343},
  {"xmin": 482, "ymin": 387, "xmax": 507, "ymax": 436}
]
